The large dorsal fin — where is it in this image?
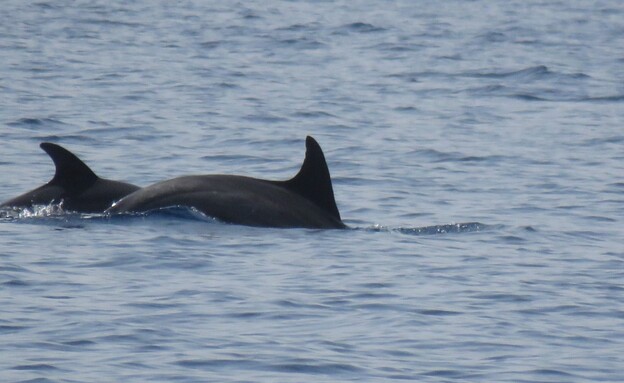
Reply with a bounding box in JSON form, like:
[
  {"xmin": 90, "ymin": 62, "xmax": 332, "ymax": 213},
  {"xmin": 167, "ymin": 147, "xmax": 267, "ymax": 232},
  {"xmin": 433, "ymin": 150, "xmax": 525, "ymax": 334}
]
[
  {"xmin": 274, "ymin": 136, "xmax": 341, "ymax": 220},
  {"xmin": 40, "ymin": 142, "xmax": 99, "ymax": 192}
]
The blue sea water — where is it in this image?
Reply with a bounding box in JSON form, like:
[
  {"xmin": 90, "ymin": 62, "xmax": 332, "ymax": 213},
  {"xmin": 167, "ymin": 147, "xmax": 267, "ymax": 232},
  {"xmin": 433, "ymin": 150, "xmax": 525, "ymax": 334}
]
[{"xmin": 1, "ymin": 1, "xmax": 623, "ymax": 382}]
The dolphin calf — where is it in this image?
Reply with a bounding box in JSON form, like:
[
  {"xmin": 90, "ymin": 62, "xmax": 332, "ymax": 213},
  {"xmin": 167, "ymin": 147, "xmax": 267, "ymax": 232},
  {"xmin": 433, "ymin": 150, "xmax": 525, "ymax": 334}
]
[
  {"xmin": 1, "ymin": 142, "xmax": 140, "ymax": 212},
  {"xmin": 108, "ymin": 136, "xmax": 345, "ymax": 229}
]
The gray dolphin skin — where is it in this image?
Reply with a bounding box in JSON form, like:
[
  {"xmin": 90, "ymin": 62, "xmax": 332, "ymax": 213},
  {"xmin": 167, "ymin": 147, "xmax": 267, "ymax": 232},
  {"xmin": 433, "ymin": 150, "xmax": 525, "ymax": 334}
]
[
  {"xmin": 1, "ymin": 143, "xmax": 140, "ymax": 212},
  {"xmin": 108, "ymin": 136, "xmax": 345, "ymax": 229}
]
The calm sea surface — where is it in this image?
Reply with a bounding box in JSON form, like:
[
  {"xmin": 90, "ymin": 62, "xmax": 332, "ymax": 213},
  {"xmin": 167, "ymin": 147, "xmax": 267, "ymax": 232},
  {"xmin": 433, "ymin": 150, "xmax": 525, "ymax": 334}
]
[{"xmin": 1, "ymin": 1, "xmax": 623, "ymax": 382}]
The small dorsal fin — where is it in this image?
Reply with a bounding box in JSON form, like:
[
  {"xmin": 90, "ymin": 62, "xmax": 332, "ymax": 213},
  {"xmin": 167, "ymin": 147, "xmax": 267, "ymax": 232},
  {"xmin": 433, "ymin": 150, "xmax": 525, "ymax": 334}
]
[
  {"xmin": 275, "ymin": 136, "xmax": 341, "ymax": 220},
  {"xmin": 40, "ymin": 142, "xmax": 99, "ymax": 192}
]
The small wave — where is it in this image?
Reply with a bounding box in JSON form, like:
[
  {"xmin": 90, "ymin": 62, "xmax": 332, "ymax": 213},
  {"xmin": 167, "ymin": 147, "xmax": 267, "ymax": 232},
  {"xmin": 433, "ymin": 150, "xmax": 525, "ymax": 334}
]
[
  {"xmin": 2, "ymin": 279, "xmax": 30, "ymax": 287},
  {"xmin": 335, "ymin": 22, "xmax": 386, "ymax": 34},
  {"xmin": 530, "ymin": 368, "xmax": 579, "ymax": 378},
  {"xmin": 243, "ymin": 113, "xmax": 289, "ymax": 123},
  {"xmin": 510, "ymin": 93, "xmax": 547, "ymax": 101},
  {"xmin": 276, "ymin": 23, "xmax": 321, "ymax": 32},
  {"xmin": 421, "ymin": 369, "xmax": 471, "ymax": 379},
  {"xmin": 345, "ymin": 22, "xmax": 385, "ymax": 33},
  {"xmin": 276, "ymin": 36, "xmax": 325, "ymax": 49},
  {"xmin": 61, "ymin": 339, "xmax": 97, "ymax": 347},
  {"xmin": 34, "ymin": 2, "xmax": 58, "ymax": 10},
  {"xmin": 467, "ymin": 84, "xmax": 612, "ymax": 103},
  {"xmin": 365, "ymin": 222, "xmax": 490, "ymax": 236},
  {"xmin": 464, "ymin": 65, "xmax": 550, "ymax": 80},
  {"xmin": 416, "ymin": 309, "xmax": 462, "ymax": 316},
  {"xmin": 200, "ymin": 153, "xmax": 258, "ymax": 162},
  {"xmin": 467, "ymin": 65, "xmax": 590, "ymax": 81},
  {"xmin": 387, "ymin": 70, "xmax": 447, "ymax": 82},
  {"xmin": 12, "ymin": 364, "xmax": 60, "ymax": 371},
  {"xmin": 199, "ymin": 40, "xmax": 221, "ymax": 49},
  {"xmin": 271, "ymin": 361, "xmax": 364, "ymax": 375},
  {"xmin": 215, "ymin": 81, "xmax": 239, "ymax": 89},
  {"xmin": 477, "ymin": 31, "xmax": 508, "ymax": 43},
  {"xmin": 176, "ymin": 358, "xmax": 259, "ymax": 370},
  {"xmin": 7, "ymin": 117, "xmax": 68, "ymax": 129},
  {"xmin": 0, "ymin": 325, "xmax": 30, "ymax": 333},
  {"xmin": 393, "ymin": 105, "xmax": 419, "ymax": 113},
  {"xmin": 577, "ymin": 94, "xmax": 624, "ymax": 102},
  {"xmin": 467, "ymin": 84, "xmax": 508, "ymax": 95},
  {"xmin": 457, "ymin": 154, "xmax": 509, "ymax": 163},
  {"xmin": 33, "ymin": 134, "xmax": 97, "ymax": 144},
  {"xmin": 412, "ymin": 148, "xmax": 511, "ymax": 165},
  {"xmin": 79, "ymin": 18, "xmax": 144, "ymax": 28},
  {"xmin": 15, "ymin": 379, "xmax": 57, "ymax": 383},
  {"xmin": 293, "ymin": 110, "xmax": 336, "ymax": 119},
  {"xmin": 373, "ymin": 42, "xmax": 431, "ymax": 52},
  {"xmin": 473, "ymin": 293, "xmax": 532, "ymax": 302},
  {"xmin": 412, "ymin": 148, "xmax": 455, "ymax": 162}
]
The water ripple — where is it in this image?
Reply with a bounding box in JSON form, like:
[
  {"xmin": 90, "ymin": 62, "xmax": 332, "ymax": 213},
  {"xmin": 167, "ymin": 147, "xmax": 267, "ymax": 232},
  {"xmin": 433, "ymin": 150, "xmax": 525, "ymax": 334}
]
[
  {"xmin": 12, "ymin": 364, "xmax": 61, "ymax": 371},
  {"xmin": 337, "ymin": 22, "xmax": 386, "ymax": 34},
  {"xmin": 270, "ymin": 361, "xmax": 364, "ymax": 375}
]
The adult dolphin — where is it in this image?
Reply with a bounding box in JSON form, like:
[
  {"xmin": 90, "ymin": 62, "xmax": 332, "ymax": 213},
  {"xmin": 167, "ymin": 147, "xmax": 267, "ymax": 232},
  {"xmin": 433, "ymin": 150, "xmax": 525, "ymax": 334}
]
[
  {"xmin": 1, "ymin": 143, "xmax": 140, "ymax": 212},
  {"xmin": 108, "ymin": 136, "xmax": 345, "ymax": 229}
]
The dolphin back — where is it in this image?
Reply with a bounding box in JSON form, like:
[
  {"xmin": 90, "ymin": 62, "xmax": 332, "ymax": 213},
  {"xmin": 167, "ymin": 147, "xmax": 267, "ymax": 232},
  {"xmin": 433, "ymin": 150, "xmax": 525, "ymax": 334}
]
[
  {"xmin": 1, "ymin": 142, "xmax": 139, "ymax": 212},
  {"xmin": 107, "ymin": 136, "xmax": 344, "ymax": 229}
]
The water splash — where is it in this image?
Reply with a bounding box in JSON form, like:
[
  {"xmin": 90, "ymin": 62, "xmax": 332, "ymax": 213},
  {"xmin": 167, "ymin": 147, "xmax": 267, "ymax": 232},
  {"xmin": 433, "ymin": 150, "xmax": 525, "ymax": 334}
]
[
  {"xmin": 106, "ymin": 206, "xmax": 220, "ymax": 224},
  {"xmin": 364, "ymin": 222, "xmax": 490, "ymax": 236},
  {"xmin": 2, "ymin": 205, "xmax": 493, "ymax": 234},
  {"xmin": 0, "ymin": 203, "xmax": 68, "ymax": 221}
]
